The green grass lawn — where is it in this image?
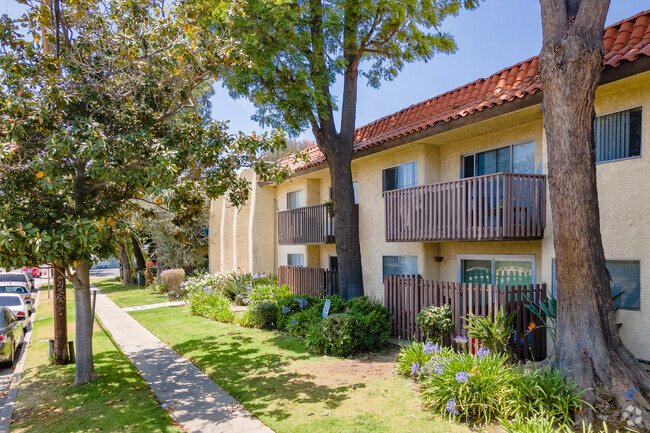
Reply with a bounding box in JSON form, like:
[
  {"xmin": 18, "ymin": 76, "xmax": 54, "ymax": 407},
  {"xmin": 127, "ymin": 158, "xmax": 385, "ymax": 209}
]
[
  {"xmin": 115, "ymin": 280, "xmax": 483, "ymax": 433},
  {"xmin": 11, "ymin": 285, "xmax": 181, "ymax": 433},
  {"xmin": 92, "ymin": 278, "xmax": 173, "ymax": 308}
]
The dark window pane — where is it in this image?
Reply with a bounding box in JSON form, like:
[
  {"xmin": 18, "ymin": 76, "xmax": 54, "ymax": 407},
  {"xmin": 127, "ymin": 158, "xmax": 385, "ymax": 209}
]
[
  {"xmin": 462, "ymin": 155, "xmax": 475, "ymax": 178},
  {"xmin": 497, "ymin": 146, "xmax": 511, "ymax": 173},
  {"xmin": 382, "ymin": 167, "xmax": 397, "ymax": 192},
  {"xmin": 513, "ymin": 142, "xmax": 535, "ymax": 173},
  {"xmin": 607, "ymin": 261, "xmax": 640, "ymax": 311}
]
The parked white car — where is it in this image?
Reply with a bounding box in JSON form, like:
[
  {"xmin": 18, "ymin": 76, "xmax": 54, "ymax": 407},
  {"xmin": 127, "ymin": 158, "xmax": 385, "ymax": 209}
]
[
  {"xmin": 0, "ymin": 294, "xmax": 29, "ymax": 330},
  {"xmin": 0, "ymin": 282, "xmax": 33, "ymax": 314}
]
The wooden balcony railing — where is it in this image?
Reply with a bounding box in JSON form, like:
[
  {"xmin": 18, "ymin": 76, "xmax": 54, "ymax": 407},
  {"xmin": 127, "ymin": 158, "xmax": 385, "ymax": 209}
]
[
  {"xmin": 384, "ymin": 173, "xmax": 546, "ymax": 242},
  {"xmin": 277, "ymin": 203, "xmax": 335, "ymax": 245}
]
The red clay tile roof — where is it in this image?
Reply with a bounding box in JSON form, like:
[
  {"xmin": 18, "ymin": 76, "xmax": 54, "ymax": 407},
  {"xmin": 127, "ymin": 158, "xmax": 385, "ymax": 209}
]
[{"xmin": 283, "ymin": 9, "xmax": 650, "ymax": 173}]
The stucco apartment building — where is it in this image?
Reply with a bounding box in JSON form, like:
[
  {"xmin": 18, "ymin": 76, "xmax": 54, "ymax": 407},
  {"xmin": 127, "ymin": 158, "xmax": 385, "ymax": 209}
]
[{"xmin": 209, "ymin": 10, "xmax": 650, "ymax": 361}]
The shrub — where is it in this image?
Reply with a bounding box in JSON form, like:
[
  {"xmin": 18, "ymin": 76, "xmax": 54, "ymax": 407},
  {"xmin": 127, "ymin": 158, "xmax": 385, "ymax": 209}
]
[
  {"xmin": 285, "ymin": 295, "xmax": 347, "ymax": 336},
  {"xmin": 186, "ymin": 287, "xmax": 235, "ymax": 323},
  {"xmin": 305, "ymin": 313, "xmax": 357, "ymax": 357},
  {"xmin": 421, "ymin": 351, "xmax": 516, "ymax": 424},
  {"xmin": 395, "ymin": 341, "xmax": 453, "ymax": 378},
  {"xmin": 347, "ymin": 296, "xmax": 391, "ymax": 352},
  {"xmin": 248, "ymin": 283, "xmax": 292, "ymax": 306},
  {"xmin": 250, "ymin": 302, "xmax": 278, "ymax": 329},
  {"xmin": 144, "ymin": 267, "xmax": 155, "ymax": 287},
  {"xmin": 223, "ymin": 272, "xmax": 253, "ymax": 304},
  {"xmin": 235, "ymin": 309, "xmax": 256, "ymax": 328},
  {"xmin": 417, "ymin": 304, "xmax": 453, "ymax": 344},
  {"xmin": 506, "ymin": 367, "xmax": 584, "ymax": 426},
  {"xmin": 276, "ymin": 295, "xmax": 315, "ymax": 330},
  {"xmin": 130, "ymin": 269, "xmax": 146, "ymax": 286},
  {"xmin": 160, "ymin": 268, "xmax": 186, "ymax": 297},
  {"xmin": 149, "ymin": 283, "xmax": 165, "ymax": 293},
  {"xmin": 464, "ymin": 307, "xmax": 516, "ymax": 356}
]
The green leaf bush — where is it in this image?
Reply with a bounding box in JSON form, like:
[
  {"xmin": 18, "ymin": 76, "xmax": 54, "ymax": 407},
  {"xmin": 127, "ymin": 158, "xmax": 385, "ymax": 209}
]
[
  {"xmin": 305, "ymin": 313, "xmax": 357, "ymax": 357},
  {"xmin": 186, "ymin": 287, "xmax": 234, "ymax": 323},
  {"xmin": 250, "ymin": 302, "xmax": 278, "ymax": 329},
  {"xmin": 416, "ymin": 304, "xmax": 453, "ymax": 344},
  {"xmin": 464, "ymin": 307, "xmax": 516, "ymax": 356}
]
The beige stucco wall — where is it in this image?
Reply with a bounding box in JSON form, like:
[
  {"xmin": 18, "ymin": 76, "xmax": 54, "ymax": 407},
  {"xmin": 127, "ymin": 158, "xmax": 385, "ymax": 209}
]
[
  {"xmin": 207, "ymin": 70, "xmax": 650, "ymax": 361},
  {"xmin": 208, "ymin": 197, "xmax": 223, "ymax": 274},
  {"xmin": 540, "ymin": 71, "xmax": 650, "ymax": 361}
]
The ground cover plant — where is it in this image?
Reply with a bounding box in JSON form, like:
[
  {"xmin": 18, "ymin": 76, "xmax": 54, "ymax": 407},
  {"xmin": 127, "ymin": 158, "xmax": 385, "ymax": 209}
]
[{"xmin": 12, "ymin": 286, "xmax": 180, "ymax": 433}]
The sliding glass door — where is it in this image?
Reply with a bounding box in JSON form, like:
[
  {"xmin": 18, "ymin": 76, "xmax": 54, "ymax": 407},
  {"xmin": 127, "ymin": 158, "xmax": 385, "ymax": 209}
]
[{"xmin": 460, "ymin": 255, "xmax": 534, "ymax": 288}]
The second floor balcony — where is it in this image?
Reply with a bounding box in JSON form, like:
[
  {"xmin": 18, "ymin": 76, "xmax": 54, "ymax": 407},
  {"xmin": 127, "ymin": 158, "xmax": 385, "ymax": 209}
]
[
  {"xmin": 384, "ymin": 172, "xmax": 546, "ymax": 242},
  {"xmin": 277, "ymin": 203, "xmax": 335, "ymax": 245}
]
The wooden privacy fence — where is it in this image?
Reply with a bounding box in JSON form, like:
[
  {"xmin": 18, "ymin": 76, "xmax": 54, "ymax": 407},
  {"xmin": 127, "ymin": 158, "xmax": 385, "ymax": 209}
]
[
  {"xmin": 277, "ymin": 203, "xmax": 335, "ymax": 245},
  {"xmin": 384, "ymin": 276, "xmax": 547, "ymax": 361},
  {"xmin": 277, "ymin": 266, "xmax": 339, "ymax": 298},
  {"xmin": 384, "ymin": 172, "xmax": 546, "ymax": 242}
]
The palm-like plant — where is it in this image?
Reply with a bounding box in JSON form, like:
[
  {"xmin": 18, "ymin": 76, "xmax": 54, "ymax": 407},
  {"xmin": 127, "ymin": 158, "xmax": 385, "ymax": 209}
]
[{"xmin": 464, "ymin": 307, "xmax": 516, "ymax": 356}]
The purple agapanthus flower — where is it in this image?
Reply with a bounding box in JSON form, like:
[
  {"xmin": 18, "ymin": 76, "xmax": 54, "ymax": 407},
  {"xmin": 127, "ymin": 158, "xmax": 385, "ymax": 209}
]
[
  {"xmin": 202, "ymin": 286, "xmax": 211, "ymax": 294},
  {"xmin": 476, "ymin": 347, "xmax": 491, "ymax": 359},
  {"xmin": 242, "ymin": 298, "xmax": 249, "ymax": 305},
  {"xmin": 293, "ymin": 297, "xmax": 300, "ymax": 301},
  {"xmin": 625, "ymin": 387, "xmax": 638, "ymax": 400},
  {"xmin": 410, "ymin": 363, "xmax": 421, "ymax": 375},
  {"xmin": 253, "ymin": 273, "xmax": 260, "ymax": 279},
  {"xmin": 445, "ymin": 398, "xmax": 459, "ymax": 415},
  {"xmin": 299, "ymin": 298, "xmax": 309, "ymax": 309},
  {"xmin": 423, "ymin": 342, "xmax": 441, "ymax": 355},
  {"xmin": 434, "ymin": 364, "xmax": 445, "ymax": 374},
  {"xmin": 290, "ymin": 319, "xmax": 298, "ymax": 326},
  {"xmin": 282, "ymin": 306, "xmax": 291, "ymax": 314},
  {"xmin": 455, "ymin": 371, "xmax": 470, "ymax": 383},
  {"xmin": 453, "ymin": 336, "xmax": 469, "ymax": 344}
]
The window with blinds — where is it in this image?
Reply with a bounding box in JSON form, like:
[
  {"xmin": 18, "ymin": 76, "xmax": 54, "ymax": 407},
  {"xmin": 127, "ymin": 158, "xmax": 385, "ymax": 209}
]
[
  {"xmin": 286, "ymin": 190, "xmax": 305, "ymax": 210},
  {"xmin": 551, "ymin": 259, "xmax": 640, "ymax": 311},
  {"xmin": 287, "ymin": 254, "xmax": 305, "ymax": 267},
  {"xmin": 382, "ymin": 162, "xmax": 417, "ymax": 192},
  {"xmin": 382, "ymin": 255, "xmax": 418, "ymax": 277},
  {"xmin": 595, "ymin": 107, "xmax": 642, "ymax": 163}
]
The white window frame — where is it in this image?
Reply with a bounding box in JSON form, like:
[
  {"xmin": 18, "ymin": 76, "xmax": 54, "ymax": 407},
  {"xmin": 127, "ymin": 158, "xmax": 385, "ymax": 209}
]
[
  {"xmin": 460, "ymin": 140, "xmax": 536, "ymax": 178},
  {"xmin": 381, "ymin": 161, "xmax": 418, "ymax": 193},
  {"xmin": 594, "ymin": 106, "xmax": 643, "ymax": 165},
  {"xmin": 457, "ymin": 254, "xmax": 536, "ymax": 285}
]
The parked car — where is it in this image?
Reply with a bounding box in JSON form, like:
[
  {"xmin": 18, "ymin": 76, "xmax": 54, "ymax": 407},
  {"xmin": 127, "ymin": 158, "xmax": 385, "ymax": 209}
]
[
  {"xmin": 0, "ymin": 272, "xmax": 34, "ymax": 291},
  {"xmin": 0, "ymin": 306, "xmax": 24, "ymax": 366},
  {"xmin": 21, "ymin": 267, "xmax": 41, "ymax": 278},
  {"xmin": 0, "ymin": 283, "xmax": 33, "ymax": 315},
  {"xmin": 0, "ymin": 295, "xmax": 28, "ymax": 330}
]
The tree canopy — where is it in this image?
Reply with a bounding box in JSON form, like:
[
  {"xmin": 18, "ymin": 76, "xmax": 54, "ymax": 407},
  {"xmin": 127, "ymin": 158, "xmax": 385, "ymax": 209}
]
[{"xmin": 0, "ymin": 0, "xmax": 288, "ymax": 382}]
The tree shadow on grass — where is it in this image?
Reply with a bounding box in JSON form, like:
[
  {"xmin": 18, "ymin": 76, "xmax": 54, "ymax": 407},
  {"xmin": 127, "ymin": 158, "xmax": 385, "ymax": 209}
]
[
  {"xmin": 172, "ymin": 335, "xmax": 367, "ymax": 422},
  {"xmin": 14, "ymin": 350, "xmax": 177, "ymax": 433}
]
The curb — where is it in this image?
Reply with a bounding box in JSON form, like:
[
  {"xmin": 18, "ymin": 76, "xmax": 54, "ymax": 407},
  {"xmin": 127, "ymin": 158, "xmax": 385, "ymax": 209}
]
[{"xmin": 0, "ymin": 290, "xmax": 39, "ymax": 433}]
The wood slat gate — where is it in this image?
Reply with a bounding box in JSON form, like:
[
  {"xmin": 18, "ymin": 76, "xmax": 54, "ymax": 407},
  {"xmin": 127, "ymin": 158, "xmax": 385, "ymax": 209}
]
[
  {"xmin": 277, "ymin": 266, "xmax": 339, "ymax": 298},
  {"xmin": 383, "ymin": 276, "xmax": 547, "ymax": 361}
]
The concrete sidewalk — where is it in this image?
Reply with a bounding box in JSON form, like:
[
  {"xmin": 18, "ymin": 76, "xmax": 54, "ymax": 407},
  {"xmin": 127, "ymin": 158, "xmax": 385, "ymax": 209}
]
[
  {"xmin": 93, "ymin": 288, "xmax": 273, "ymax": 433},
  {"xmin": 122, "ymin": 300, "xmax": 186, "ymax": 312}
]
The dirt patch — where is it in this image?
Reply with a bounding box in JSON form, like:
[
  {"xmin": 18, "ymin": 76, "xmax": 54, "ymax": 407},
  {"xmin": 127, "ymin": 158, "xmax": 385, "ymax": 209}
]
[{"xmin": 287, "ymin": 345, "xmax": 400, "ymax": 385}]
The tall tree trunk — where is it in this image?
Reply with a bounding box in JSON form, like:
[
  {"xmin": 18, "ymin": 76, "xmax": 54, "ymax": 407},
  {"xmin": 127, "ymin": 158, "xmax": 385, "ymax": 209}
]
[
  {"xmin": 52, "ymin": 266, "xmax": 69, "ymax": 365},
  {"xmin": 73, "ymin": 261, "xmax": 97, "ymax": 384},
  {"xmin": 118, "ymin": 241, "xmax": 131, "ymax": 286},
  {"xmin": 318, "ymin": 135, "xmax": 363, "ymax": 300},
  {"xmin": 308, "ymin": 0, "xmax": 363, "ymax": 299},
  {"xmin": 539, "ymin": 0, "xmax": 649, "ymax": 427},
  {"xmin": 131, "ymin": 236, "xmax": 146, "ymax": 271}
]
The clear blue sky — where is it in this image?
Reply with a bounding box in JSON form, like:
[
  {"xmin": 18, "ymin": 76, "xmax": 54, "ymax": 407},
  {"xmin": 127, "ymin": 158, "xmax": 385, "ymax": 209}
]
[{"xmin": 4, "ymin": 0, "xmax": 647, "ymax": 141}]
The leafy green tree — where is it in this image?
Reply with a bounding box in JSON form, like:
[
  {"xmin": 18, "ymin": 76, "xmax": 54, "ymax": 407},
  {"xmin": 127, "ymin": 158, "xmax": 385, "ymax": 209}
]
[
  {"xmin": 0, "ymin": 0, "xmax": 287, "ymax": 382},
  {"xmin": 195, "ymin": 0, "xmax": 480, "ymax": 298},
  {"xmin": 538, "ymin": 0, "xmax": 649, "ymax": 425}
]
